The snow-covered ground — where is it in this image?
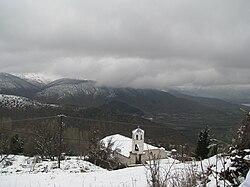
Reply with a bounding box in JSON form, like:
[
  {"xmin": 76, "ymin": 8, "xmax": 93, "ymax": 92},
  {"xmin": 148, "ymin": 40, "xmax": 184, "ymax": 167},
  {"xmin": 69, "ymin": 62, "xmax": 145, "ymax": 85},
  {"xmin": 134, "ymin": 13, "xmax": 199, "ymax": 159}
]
[
  {"xmin": 239, "ymin": 169, "xmax": 250, "ymax": 187},
  {"xmin": 0, "ymin": 94, "xmax": 43, "ymax": 109},
  {"xmin": 0, "ymin": 155, "xmax": 185, "ymax": 187},
  {"xmin": 0, "ymin": 155, "xmax": 107, "ymax": 187},
  {"xmin": 0, "ymin": 155, "xmax": 248, "ymax": 187},
  {"xmin": 0, "ymin": 155, "xmax": 104, "ymax": 174},
  {"xmin": 242, "ymin": 103, "xmax": 250, "ymax": 107}
]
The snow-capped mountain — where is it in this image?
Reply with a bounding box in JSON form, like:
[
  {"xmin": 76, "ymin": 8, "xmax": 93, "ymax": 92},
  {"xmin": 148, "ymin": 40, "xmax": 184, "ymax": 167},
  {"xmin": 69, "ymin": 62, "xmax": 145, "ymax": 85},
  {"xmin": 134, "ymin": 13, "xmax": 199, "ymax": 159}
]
[
  {"xmin": 0, "ymin": 73, "xmax": 40, "ymax": 97},
  {"xmin": 15, "ymin": 73, "xmax": 53, "ymax": 88},
  {"xmin": 0, "ymin": 73, "xmax": 36, "ymax": 89},
  {"xmin": 34, "ymin": 78, "xmax": 214, "ymax": 114},
  {"xmin": 0, "ymin": 73, "xmax": 246, "ymax": 115},
  {"xmin": 35, "ymin": 78, "xmax": 117, "ymax": 105}
]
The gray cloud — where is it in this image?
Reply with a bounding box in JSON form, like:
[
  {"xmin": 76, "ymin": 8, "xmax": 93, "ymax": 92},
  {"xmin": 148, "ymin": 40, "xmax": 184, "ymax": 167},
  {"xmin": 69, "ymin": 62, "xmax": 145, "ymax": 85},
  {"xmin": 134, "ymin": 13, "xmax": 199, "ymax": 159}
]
[{"xmin": 0, "ymin": 0, "xmax": 250, "ymax": 89}]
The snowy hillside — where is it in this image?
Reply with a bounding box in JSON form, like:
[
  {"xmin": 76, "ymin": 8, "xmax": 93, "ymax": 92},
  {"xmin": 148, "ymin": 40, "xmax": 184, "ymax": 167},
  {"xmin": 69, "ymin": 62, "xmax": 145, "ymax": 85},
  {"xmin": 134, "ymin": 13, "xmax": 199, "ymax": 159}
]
[
  {"xmin": 0, "ymin": 94, "xmax": 49, "ymax": 109},
  {"xmin": 0, "ymin": 155, "xmax": 104, "ymax": 175},
  {"xmin": 0, "ymin": 73, "xmax": 38, "ymax": 90},
  {"xmin": 16, "ymin": 73, "xmax": 53, "ymax": 88},
  {"xmin": 0, "ymin": 73, "xmax": 39, "ymax": 97},
  {"xmin": 36, "ymin": 78, "xmax": 116, "ymax": 100},
  {"xmin": 0, "ymin": 155, "xmax": 179, "ymax": 187},
  {"xmin": 1, "ymin": 154, "xmax": 249, "ymax": 187}
]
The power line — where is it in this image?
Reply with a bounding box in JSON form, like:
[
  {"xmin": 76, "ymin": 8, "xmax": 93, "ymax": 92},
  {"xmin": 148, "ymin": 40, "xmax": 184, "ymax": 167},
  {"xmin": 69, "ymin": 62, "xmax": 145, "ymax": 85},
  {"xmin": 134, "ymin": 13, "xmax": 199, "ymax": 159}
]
[
  {"xmin": 0, "ymin": 127, "xmax": 90, "ymax": 142},
  {"xmin": 0, "ymin": 115, "xmax": 174, "ymax": 130},
  {"xmin": 0, "ymin": 127, "xmax": 35, "ymax": 136},
  {"xmin": 0, "ymin": 114, "xmax": 189, "ymax": 145},
  {"xmin": 67, "ymin": 116, "xmax": 135, "ymax": 125},
  {"xmin": 0, "ymin": 127, "xmax": 145, "ymax": 143},
  {"xmin": 0, "ymin": 115, "xmax": 189, "ymax": 156},
  {"xmin": 0, "ymin": 115, "xmax": 195, "ymax": 142},
  {"xmin": 67, "ymin": 116, "xmax": 170, "ymax": 130},
  {"xmin": 0, "ymin": 114, "xmax": 180, "ymax": 160},
  {"xmin": 0, "ymin": 116, "xmax": 58, "ymax": 124}
]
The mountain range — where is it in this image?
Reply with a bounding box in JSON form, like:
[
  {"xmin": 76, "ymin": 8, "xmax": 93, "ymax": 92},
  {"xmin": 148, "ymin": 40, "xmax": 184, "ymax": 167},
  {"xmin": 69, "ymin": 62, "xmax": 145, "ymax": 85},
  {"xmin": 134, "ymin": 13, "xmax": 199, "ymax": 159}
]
[{"xmin": 0, "ymin": 72, "xmax": 248, "ymax": 144}]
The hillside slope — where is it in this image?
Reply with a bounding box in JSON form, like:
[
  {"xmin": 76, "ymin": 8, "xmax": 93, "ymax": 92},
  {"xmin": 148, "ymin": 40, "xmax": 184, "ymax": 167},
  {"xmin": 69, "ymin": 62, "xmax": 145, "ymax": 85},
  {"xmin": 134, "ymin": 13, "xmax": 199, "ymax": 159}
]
[{"xmin": 0, "ymin": 73, "xmax": 39, "ymax": 97}]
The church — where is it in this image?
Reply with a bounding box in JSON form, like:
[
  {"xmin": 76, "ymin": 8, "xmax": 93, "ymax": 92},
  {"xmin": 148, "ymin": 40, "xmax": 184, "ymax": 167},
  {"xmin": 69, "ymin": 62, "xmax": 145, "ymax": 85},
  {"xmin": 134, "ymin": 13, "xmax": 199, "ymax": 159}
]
[{"xmin": 101, "ymin": 127, "xmax": 169, "ymax": 166}]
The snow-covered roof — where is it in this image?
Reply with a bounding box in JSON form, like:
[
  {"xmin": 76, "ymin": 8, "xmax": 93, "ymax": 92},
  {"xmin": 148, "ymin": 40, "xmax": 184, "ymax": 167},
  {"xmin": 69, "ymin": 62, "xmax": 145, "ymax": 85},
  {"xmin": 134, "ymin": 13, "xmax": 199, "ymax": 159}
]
[
  {"xmin": 132, "ymin": 127, "xmax": 144, "ymax": 134},
  {"xmin": 101, "ymin": 134, "xmax": 162, "ymax": 158}
]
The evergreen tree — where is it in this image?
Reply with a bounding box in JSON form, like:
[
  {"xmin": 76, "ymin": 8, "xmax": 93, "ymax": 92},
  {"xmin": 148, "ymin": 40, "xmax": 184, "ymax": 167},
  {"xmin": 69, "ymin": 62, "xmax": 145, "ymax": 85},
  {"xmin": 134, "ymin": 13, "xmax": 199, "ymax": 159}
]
[
  {"xmin": 235, "ymin": 112, "xmax": 250, "ymax": 150},
  {"xmin": 0, "ymin": 118, "xmax": 12, "ymax": 155},
  {"xmin": 10, "ymin": 134, "xmax": 24, "ymax": 154},
  {"xmin": 195, "ymin": 126, "xmax": 210, "ymax": 160}
]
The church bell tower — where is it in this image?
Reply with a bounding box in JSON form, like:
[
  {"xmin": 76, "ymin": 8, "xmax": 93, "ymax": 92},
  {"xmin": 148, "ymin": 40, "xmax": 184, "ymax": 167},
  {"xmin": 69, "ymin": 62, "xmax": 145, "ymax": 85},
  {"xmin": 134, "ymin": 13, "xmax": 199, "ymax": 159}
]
[{"xmin": 132, "ymin": 127, "xmax": 144, "ymax": 154}]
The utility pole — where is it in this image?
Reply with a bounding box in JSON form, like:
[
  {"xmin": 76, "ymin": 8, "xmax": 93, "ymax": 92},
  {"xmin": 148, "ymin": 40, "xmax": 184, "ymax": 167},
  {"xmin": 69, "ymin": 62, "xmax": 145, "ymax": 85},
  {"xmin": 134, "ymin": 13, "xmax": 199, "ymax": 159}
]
[
  {"xmin": 58, "ymin": 114, "xmax": 66, "ymax": 168},
  {"xmin": 181, "ymin": 144, "xmax": 186, "ymax": 163},
  {"xmin": 181, "ymin": 144, "xmax": 184, "ymax": 162},
  {"xmin": 79, "ymin": 130, "xmax": 81, "ymax": 159}
]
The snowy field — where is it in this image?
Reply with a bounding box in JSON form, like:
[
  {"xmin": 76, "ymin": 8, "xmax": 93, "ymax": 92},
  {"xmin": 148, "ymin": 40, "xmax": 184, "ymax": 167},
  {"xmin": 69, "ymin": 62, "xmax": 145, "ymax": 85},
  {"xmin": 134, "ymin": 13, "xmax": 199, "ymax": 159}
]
[{"xmin": 0, "ymin": 155, "xmax": 249, "ymax": 187}]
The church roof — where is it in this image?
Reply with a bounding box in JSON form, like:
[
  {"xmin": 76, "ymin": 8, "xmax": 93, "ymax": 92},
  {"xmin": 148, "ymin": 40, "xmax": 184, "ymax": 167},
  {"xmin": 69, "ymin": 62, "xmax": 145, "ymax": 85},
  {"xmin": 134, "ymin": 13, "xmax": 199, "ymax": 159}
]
[
  {"xmin": 101, "ymin": 134, "xmax": 162, "ymax": 158},
  {"xmin": 132, "ymin": 127, "xmax": 144, "ymax": 134}
]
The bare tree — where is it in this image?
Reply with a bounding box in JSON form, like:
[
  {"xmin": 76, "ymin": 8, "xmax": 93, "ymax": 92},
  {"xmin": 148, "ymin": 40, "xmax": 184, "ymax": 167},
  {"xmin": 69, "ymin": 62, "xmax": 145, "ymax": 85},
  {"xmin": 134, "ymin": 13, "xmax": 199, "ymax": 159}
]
[
  {"xmin": 145, "ymin": 152, "xmax": 198, "ymax": 187},
  {"xmin": 146, "ymin": 153, "xmax": 166, "ymax": 187},
  {"xmin": 32, "ymin": 120, "xmax": 60, "ymax": 160}
]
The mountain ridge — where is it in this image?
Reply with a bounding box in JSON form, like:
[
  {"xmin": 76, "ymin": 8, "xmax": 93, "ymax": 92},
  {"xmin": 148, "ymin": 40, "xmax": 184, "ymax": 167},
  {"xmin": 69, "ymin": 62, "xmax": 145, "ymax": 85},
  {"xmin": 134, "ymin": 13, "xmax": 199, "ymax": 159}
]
[
  {"xmin": 0, "ymin": 72, "xmax": 247, "ymax": 142},
  {"xmin": 0, "ymin": 72, "xmax": 246, "ymax": 116},
  {"xmin": 32, "ymin": 75, "xmax": 249, "ymax": 140},
  {"xmin": 0, "ymin": 73, "xmax": 40, "ymax": 97}
]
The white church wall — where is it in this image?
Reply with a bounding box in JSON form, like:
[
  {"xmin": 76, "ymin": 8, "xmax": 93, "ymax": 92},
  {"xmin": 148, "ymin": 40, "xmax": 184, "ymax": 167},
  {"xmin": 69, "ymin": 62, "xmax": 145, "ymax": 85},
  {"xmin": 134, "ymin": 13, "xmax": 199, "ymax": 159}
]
[{"xmin": 131, "ymin": 127, "xmax": 144, "ymax": 155}]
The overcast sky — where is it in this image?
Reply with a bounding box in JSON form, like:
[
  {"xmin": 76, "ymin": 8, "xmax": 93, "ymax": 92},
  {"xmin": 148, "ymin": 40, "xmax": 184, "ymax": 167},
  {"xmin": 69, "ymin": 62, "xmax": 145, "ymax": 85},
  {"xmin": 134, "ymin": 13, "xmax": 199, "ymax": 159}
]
[{"xmin": 0, "ymin": 0, "xmax": 250, "ymax": 89}]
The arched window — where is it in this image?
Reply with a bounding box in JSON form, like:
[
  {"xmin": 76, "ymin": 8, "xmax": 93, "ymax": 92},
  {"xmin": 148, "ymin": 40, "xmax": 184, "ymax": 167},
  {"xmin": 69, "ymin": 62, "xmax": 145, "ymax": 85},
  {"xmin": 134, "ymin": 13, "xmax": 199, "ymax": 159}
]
[
  {"xmin": 136, "ymin": 135, "xmax": 138, "ymax": 140},
  {"xmin": 135, "ymin": 144, "xmax": 139, "ymax": 151}
]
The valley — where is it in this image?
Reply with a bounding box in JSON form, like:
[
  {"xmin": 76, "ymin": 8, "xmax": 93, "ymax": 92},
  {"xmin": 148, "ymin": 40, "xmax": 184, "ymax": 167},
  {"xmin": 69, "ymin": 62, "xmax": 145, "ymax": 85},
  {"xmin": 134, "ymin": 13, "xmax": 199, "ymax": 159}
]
[{"xmin": 0, "ymin": 72, "xmax": 247, "ymax": 148}]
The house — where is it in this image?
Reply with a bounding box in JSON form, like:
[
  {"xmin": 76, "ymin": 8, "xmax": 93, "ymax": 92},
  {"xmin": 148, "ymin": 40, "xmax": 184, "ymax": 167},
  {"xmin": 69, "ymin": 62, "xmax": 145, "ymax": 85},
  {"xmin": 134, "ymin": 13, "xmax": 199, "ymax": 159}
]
[{"xmin": 101, "ymin": 127, "xmax": 169, "ymax": 166}]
